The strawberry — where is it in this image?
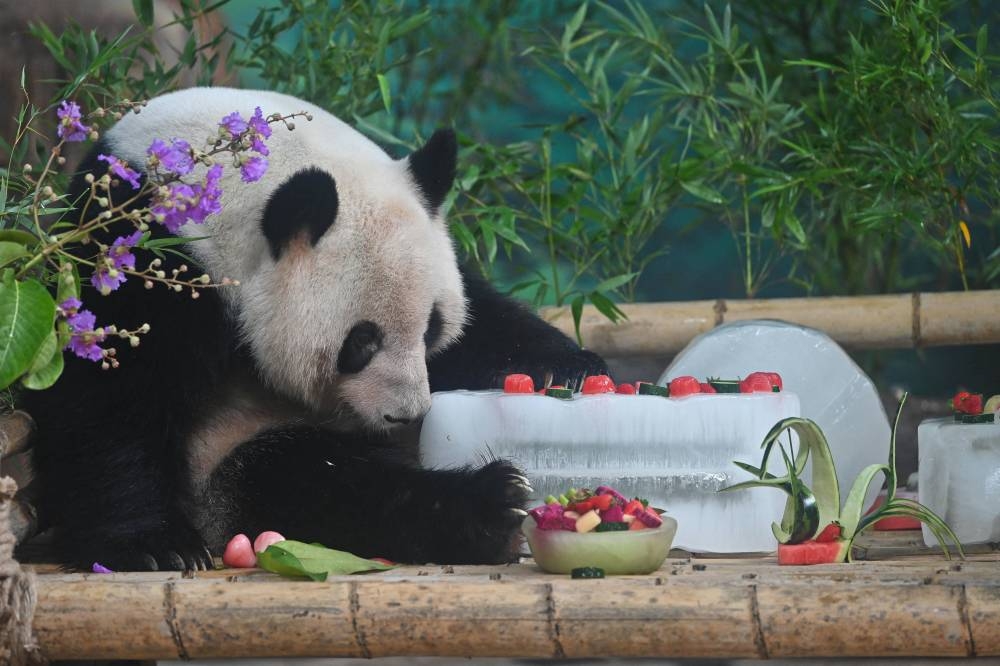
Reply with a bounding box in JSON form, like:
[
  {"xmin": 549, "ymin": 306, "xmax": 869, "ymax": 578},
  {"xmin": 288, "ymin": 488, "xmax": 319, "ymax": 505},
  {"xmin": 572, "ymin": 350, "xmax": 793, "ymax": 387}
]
[
  {"xmin": 953, "ymin": 391, "xmax": 983, "ymax": 414},
  {"xmin": 699, "ymin": 382, "xmax": 717, "ymax": 394},
  {"xmin": 582, "ymin": 375, "xmax": 616, "ymax": 394},
  {"xmin": 615, "ymin": 382, "xmax": 637, "ymax": 395},
  {"xmin": 740, "ymin": 372, "xmax": 774, "ymax": 393},
  {"xmin": 668, "ymin": 375, "xmax": 701, "ymax": 397},
  {"xmin": 503, "ymin": 374, "xmax": 535, "ymax": 393}
]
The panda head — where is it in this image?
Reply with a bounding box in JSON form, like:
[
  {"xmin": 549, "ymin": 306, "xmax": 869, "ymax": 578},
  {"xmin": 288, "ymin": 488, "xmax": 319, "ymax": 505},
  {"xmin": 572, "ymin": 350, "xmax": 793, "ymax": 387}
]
[{"xmin": 105, "ymin": 88, "xmax": 468, "ymax": 430}]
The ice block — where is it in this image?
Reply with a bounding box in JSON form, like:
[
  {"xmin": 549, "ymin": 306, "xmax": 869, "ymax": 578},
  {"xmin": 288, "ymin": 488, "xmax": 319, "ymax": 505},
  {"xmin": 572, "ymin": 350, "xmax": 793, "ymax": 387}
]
[
  {"xmin": 918, "ymin": 417, "xmax": 1000, "ymax": 546},
  {"xmin": 663, "ymin": 319, "xmax": 890, "ymax": 511},
  {"xmin": 419, "ymin": 391, "xmax": 800, "ymax": 553}
]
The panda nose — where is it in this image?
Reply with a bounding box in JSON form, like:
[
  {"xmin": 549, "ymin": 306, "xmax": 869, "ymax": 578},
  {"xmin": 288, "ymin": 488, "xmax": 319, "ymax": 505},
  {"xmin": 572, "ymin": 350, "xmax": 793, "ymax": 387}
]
[{"xmin": 383, "ymin": 414, "xmax": 412, "ymax": 425}]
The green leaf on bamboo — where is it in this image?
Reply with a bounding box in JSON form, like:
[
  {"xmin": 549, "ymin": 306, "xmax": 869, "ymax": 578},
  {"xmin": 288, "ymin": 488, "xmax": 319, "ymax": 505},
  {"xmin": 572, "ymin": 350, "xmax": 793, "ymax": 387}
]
[{"xmin": 256, "ymin": 540, "xmax": 395, "ymax": 581}]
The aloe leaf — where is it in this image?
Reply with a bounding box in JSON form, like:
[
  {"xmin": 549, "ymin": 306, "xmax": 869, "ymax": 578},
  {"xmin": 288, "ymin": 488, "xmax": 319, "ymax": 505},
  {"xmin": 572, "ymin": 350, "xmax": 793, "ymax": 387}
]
[{"xmin": 839, "ymin": 463, "xmax": 890, "ymax": 538}]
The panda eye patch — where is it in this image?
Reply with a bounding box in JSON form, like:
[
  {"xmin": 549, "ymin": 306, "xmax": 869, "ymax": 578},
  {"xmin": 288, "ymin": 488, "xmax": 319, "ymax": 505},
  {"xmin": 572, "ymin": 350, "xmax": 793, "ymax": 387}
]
[
  {"xmin": 337, "ymin": 321, "xmax": 384, "ymax": 374},
  {"xmin": 424, "ymin": 305, "xmax": 443, "ymax": 350}
]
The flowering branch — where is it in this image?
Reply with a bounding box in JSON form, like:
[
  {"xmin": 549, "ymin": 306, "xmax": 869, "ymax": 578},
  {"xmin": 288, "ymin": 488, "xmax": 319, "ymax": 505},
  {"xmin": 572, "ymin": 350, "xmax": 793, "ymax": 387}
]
[{"xmin": 0, "ymin": 98, "xmax": 311, "ymax": 390}]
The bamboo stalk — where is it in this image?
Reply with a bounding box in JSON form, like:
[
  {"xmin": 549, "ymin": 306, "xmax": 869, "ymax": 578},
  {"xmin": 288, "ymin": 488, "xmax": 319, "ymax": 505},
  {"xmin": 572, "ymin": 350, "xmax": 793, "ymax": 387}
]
[
  {"xmin": 29, "ymin": 556, "xmax": 1000, "ymax": 660},
  {"xmin": 540, "ymin": 289, "xmax": 1000, "ymax": 357}
]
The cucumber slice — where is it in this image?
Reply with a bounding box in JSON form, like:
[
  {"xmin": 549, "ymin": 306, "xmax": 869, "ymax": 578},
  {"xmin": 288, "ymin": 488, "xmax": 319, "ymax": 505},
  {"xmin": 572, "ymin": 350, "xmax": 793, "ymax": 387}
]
[
  {"xmin": 637, "ymin": 382, "xmax": 669, "ymax": 397},
  {"xmin": 571, "ymin": 566, "xmax": 605, "ymax": 579},
  {"xmin": 594, "ymin": 522, "xmax": 629, "ymax": 532},
  {"xmin": 545, "ymin": 387, "xmax": 573, "ymax": 399},
  {"xmin": 960, "ymin": 413, "xmax": 995, "ymax": 424},
  {"xmin": 707, "ymin": 379, "xmax": 741, "ymax": 393}
]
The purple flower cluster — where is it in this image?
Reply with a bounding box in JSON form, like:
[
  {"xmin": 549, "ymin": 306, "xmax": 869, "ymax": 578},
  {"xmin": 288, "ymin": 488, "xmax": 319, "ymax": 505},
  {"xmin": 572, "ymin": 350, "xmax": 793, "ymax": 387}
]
[
  {"xmin": 91, "ymin": 230, "xmax": 142, "ymax": 295},
  {"xmin": 58, "ymin": 298, "xmax": 107, "ymax": 362},
  {"xmin": 97, "ymin": 154, "xmax": 142, "ymax": 190},
  {"xmin": 147, "ymin": 138, "xmax": 194, "ymax": 176},
  {"xmin": 220, "ymin": 106, "xmax": 271, "ymax": 182},
  {"xmin": 150, "ymin": 164, "xmax": 224, "ymax": 233},
  {"xmin": 56, "ymin": 100, "xmax": 91, "ymax": 142}
]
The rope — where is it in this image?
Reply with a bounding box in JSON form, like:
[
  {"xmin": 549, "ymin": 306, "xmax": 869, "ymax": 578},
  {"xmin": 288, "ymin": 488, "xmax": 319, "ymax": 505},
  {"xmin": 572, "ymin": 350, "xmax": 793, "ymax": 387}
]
[{"xmin": 0, "ymin": 476, "xmax": 43, "ymax": 665}]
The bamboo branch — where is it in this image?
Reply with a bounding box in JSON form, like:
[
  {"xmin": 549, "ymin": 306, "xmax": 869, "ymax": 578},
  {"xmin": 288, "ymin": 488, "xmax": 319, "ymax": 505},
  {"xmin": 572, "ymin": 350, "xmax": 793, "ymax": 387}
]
[{"xmin": 541, "ymin": 290, "xmax": 1000, "ymax": 357}]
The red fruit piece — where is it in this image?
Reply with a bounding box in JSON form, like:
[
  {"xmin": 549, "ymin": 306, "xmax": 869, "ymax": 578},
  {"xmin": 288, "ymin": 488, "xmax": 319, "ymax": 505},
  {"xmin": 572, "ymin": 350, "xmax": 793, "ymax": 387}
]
[
  {"xmin": 504, "ymin": 374, "xmax": 535, "ymax": 393},
  {"xmin": 699, "ymin": 382, "xmax": 717, "ymax": 394},
  {"xmin": 223, "ymin": 534, "xmax": 257, "ymax": 568},
  {"xmin": 582, "ymin": 375, "xmax": 616, "ymax": 394},
  {"xmin": 669, "ymin": 376, "xmax": 701, "ymax": 397},
  {"xmin": 953, "ymin": 391, "xmax": 983, "ymax": 414},
  {"xmin": 740, "ymin": 372, "xmax": 774, "ymax": 393},
  {"xmin": 814, "ymin": 523, "xmax": 841, "ymax": 543},
  {"xmin": 616, "ymin": 383, "xmax": 637, "ymax": 395},
  {"xmin": 766, "ymin": 372, "xmax": 783, "ymax": 391},
  {"xmin": 253, "ymin": 531, "xmax": 286, "ymax": 553},
  {"xmin": 777, "ymin": 540, "xmax": 849, "ymax": 565},
  {"xmin": 589, "ymin": 494, "xmax": 614, "ymax": 511},
  {"xmin": 636, "ymin": 507, "xmax": 663, "ymax": 528},
  {"xmin": 623, "ymin": 499, "xmax": 645, "ymax": 516},
  {"xmin": 595, "ymin": 485, "xmax": 627, "ymax": 504}
]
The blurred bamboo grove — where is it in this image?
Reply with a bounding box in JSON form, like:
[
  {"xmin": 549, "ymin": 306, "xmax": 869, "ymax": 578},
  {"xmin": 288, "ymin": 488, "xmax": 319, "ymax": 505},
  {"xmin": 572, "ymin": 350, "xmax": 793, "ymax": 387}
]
[{"xmin": 1, "ymin": 0, "xmax": 998, "ymax": 391}]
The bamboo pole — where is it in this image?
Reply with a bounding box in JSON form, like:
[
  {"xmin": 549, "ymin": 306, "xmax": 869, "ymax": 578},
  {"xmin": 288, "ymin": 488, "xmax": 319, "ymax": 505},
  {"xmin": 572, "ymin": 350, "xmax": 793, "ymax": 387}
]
[
  {"xmin": 29, "ymin": 555, "xmax": 1000, "ymax": 661},
  {"xmin": 540, "ymin": 289, "xmax": 1000, "ymax": 357}
]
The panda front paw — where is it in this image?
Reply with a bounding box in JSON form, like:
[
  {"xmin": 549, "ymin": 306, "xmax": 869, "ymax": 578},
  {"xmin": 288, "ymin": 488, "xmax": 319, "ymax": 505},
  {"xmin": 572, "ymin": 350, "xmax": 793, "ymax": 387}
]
[
  {"xmin": 63, "ymin": 521, "xmax": 215, "ymax": 572},
  {"xmin": 444, "ymin": 459, "xmax": 531, "ymax": 564},
  {"xmin": 499, "ymin": 347, "xmax": 610, "ymax": 390}
]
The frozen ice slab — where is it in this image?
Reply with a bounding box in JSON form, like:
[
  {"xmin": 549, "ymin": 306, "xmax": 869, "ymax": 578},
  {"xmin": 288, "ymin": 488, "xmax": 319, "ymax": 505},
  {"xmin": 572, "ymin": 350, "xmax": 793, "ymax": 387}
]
[
  {"xmin": 919, "ymin": 418, "xmax": 1000, "ymax": 545},
  {"xmin": 663, "ymin": 319, "xmax": 890, "ymax": 511},
  {"xmin": 419, "ymin": 391, "xmax": 800, "ymax": 553}
]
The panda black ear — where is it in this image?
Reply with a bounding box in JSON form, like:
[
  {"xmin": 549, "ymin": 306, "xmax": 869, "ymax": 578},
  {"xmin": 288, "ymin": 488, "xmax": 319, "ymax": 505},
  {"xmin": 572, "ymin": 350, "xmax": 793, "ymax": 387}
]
[
  {"xmin": 261, "ymin": 168, "xmax": 339, "ymax": 260},
  {"xmin": 407, "ymin": 128, "xmax": 457, "ymax": 215}
]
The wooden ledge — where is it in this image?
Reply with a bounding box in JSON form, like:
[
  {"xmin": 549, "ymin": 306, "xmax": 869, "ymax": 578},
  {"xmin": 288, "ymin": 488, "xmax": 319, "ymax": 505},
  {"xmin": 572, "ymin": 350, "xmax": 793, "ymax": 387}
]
[{"xmin": 28, "ymin": 535, "xmax": 1000, "ymax": 661}]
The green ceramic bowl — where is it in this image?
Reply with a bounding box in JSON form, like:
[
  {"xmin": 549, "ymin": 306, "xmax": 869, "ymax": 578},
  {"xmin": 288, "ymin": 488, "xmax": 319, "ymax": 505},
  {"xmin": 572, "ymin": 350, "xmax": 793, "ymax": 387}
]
[{"xmin": 521, "ymin": 515, "xmax": 678, "ymax": 575}]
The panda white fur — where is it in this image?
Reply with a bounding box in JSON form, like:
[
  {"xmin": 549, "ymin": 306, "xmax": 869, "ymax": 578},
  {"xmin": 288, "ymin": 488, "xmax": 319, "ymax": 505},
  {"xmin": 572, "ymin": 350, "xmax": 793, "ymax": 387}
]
[{"xmin": 23, "ymin": 87, "xmax": 608, "ymax": 571}]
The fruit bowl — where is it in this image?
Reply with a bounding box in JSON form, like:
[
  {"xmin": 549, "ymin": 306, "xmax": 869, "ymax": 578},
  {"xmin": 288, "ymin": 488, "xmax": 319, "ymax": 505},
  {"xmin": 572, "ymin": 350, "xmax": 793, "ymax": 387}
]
[{"xmin": 521, "ymin": 515, "xmax": 678, "ymax": 575}]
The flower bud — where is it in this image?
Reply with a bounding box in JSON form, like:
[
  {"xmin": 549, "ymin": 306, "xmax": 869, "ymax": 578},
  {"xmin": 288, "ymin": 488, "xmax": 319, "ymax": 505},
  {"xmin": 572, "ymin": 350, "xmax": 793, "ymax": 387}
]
[{"xmin": 130, "ymin": 336, "xmax": 140, "ymax": 348}]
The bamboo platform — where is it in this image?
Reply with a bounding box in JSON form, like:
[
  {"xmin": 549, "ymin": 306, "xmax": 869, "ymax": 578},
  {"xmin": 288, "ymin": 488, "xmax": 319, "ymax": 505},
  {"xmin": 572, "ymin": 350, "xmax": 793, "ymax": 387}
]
[{"xmin": 25, "ymin": 532, "xmax": 1000, "ymax": 661}]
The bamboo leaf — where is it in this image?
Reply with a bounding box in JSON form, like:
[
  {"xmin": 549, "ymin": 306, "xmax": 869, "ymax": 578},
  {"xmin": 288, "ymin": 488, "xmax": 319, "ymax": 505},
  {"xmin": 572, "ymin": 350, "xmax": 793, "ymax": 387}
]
[{"xmin": 256, "ymin": 540, "xmax": 395, "ymax": 581}]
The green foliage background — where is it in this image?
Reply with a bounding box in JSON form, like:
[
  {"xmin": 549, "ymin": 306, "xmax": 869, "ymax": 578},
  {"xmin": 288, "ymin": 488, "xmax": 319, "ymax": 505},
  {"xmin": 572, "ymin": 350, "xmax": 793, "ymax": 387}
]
[{"xmin": 3, "ymin": 0, "xmax": 997, "ymax": 394}]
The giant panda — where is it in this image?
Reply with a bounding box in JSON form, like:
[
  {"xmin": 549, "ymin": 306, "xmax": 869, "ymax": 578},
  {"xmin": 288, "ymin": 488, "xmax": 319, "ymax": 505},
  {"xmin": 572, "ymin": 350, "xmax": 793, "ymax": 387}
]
[{"xmin": 22, "ymin": 87, "xmax": 608, "ymax": 571}]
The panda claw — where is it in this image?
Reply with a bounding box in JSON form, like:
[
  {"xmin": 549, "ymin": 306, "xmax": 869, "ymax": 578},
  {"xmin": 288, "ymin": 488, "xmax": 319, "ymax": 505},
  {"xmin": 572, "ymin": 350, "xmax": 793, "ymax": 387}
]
[
  {"xmin": 508, "ymin": 473, "xmax": 532, "ymax": 488},
  {"xmin": 508, "ymin": 508, "xmax": 528, "ymax": 517}
]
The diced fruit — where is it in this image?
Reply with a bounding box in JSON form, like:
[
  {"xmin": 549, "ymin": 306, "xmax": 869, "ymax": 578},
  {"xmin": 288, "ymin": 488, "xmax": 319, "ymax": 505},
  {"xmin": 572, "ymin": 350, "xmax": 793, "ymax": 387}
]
[
  {"xmin": 952, "ymin": 391, "xmax": 983, "ymax": 414},
  {"xmin": 601, "ymin": 505, "xmax": 624, "ymax": 523},
  {"xmin": 699, "ymin": 382, "xmax": 717, "ymax": 394},
  {"xmin": 569, "ymin": 499, "xmax": 594, "ymax": 513},
  {"xmin": 636, "ymin": 507, "xmax": 663, "ymax": 528},
  {"xmin": 766, "ymin": 372, "xmax": 783, "ymax": 391},
  {"xmin": 589, "ymin": 494, "xmax": 614, "ymax": 511},
  {"xmin": 545, "ymin": 387, "xmax": 573, "ymax": 399},
  {"xmin": 596, "ymin": 485, "xmax": 627, "ymax": 504},
  {"xmin": 571, "ymin": 566, "xmax": 605, "ymax": 579},
  {"xmin": 984, "ymin": 395, "xmax": 1000, "ymax": 414},
  {"xmin": 503, "ymin": 374, "xmax": 535, "ymax": 393},
  {"xmin": 623, "ymin": 499, "xmax": 645, "ymax": 516},
  {"xmin": 637, "ymin": 382, "xmax": 669, "ymax": 397},
  {"xmin": 544, "ymin": 495, "xmax": 558, "ymax": 505},
  {"xmin": 777, "ymin": 540, "xmax": 850, "ymax": 565},
  {"xmin": 530, "ymin": 503, "xmax": 566, "ymax": 530},
  {"xmin": 575, "ymin": 509, "xmax": 602, "ymax": 533},
  {"xmin": 628, "ymin": 519, "xmax": 647, "ymax": 531},
  {"xmin": 622, "ymin": 513, "xmax": 635, "ymax": 524},
  {"xmin": 253, "ymin": 531, "xmax": 286, "ymax": 553},
  {"xmin": 668, "ymin": 376, "xmax": 701, "ymax": 397},
  {"xmin": 582, "ymin": 375, "xmax": 616, "ymax": 394},
  {"xmin": 223, "ymin": 534, "xmax": 257, "ymax": 568},
  {"xmin": 740, "ymin": 372, "xmax": 774, "ymax": 393},
  {"xmin": 814, "ymin": 523, "xmax": 841, "ymax": 543},
  {"xmin": 616, "ymin": 383, "xmax": 637, "ymax": 395},
  {"xmin": 595, "ymin": 522, "xmax": 629, "ymax": 532}
]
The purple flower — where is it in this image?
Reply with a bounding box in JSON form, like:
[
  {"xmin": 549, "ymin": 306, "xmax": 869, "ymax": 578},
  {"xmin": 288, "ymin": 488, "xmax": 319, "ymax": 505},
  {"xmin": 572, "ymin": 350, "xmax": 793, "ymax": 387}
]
[
  {"xmin": 64, "ymin": 309, "xmax": 107, "ymax": 362},
  {"xmin": 220, "ymin": 111, "xmax": 247, "ymax": 139},
  {"xmin": 56, "ymin": 100, "xmax": 91, "ymax": 142},
  {"xmin": 97, "ymin": 154, "xmax": 142, "ymax": 190},
  {"xmin": 91, "ymin": 263, "xmax": 127, "ymax": 295},
  {"xmin": 240, "ymin": 156, "xmax": 268, "ymax": 183},
  {"xmin": 109, "ymin": 230, "xmax": 142, "ymax": 270},
  {"xmin": 247, "ymin": 107, "xmax": 272, "ymax": 156},
  {"xmin": 147, "ymin": 138, "xmax": 194, "ymax": 176},
  {"xmin": 150, "ymin": 164, "xmax": 224, "ymax": 232},
  {"xmin": 92, "ymin": 562, "xmax": 114, "ymax": 574},
  {"xmin": 57, "ymin": 297, "xmax": 82, "ymax": 317}
]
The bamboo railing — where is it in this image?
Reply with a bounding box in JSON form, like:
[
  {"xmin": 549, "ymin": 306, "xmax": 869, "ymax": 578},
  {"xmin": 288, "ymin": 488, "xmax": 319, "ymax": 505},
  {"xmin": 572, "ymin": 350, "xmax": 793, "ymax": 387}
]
[{"xmin": 542, "ymin": 289, "xmax": 1000, "ymax": 357}]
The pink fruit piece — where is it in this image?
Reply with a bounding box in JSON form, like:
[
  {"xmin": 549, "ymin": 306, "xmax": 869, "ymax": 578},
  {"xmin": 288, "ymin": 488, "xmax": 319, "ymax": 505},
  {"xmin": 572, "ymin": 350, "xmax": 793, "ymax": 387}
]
[
  {"xmin": 531, "ymin": 503, "xmax": 566, "ymax": 530},
  {"xmin": 222, "ymin": 534, "xmax": 257, "ymax": 568},
  {"xmin": 595, "ymin": 485, "xmax": 627, "ymax": 504},
  {"xmin": 253, "ymin": 531, "xmax": 286, "ymax": 553},
  {"xmin": 636, "ymin": 507, "xmax": 663, "ymax": 528},
  {"xmin": 601, "ymin": 505, "xmax": 624, "ymax": 523},
  {"xmin": 560, "ymin": 514, "xmax": 578, "ymax": 531}
]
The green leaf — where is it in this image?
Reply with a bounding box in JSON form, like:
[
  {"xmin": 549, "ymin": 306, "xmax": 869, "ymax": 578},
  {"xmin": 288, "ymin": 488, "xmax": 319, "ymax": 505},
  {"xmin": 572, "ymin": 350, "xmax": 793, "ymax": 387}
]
[
  {"xmin": 589, "ymin": 291, "xmax": 626, "ymax": 324},
  {"xmin": 0, "ymin": 242, "xmax": 29, "ymax": 268},
  {"xmin": 376, "ymin": 73, "xmax": 391, "ymax": 113},
  {"xmin": 0, "ymin": 230, "xmax": 40, "ymax": 246},
  {"xmin": 0, "ymin": 278, "xmax": 56, "ymax": 390},
  {"xmin": 593, "ymin": 272, "xmax": 638, "ymax": 294},
  {"xmin": 256, "ymin": 540, "xmax": 395, "ymax": 581},
  {"xmin": 561, "ymin": 3, "xmax": 588, "ymax": 53},
  {"xmin": 680, "ymin": 180, "xmax": 724, "ymax": 204},
  {"xmin": 570, "ymin": 294, "xmax": 584, "ymax": 347},
  {"xmin": 21, "ymin": 328, "xmax": 63, "ymax": 390},
  {"xmin": 132, "ymin": 0, "xmax": 155, "ymax": 27},
  {"xmin": 976, "ymin": 25, "xmax": 987, "ymax": 57}
]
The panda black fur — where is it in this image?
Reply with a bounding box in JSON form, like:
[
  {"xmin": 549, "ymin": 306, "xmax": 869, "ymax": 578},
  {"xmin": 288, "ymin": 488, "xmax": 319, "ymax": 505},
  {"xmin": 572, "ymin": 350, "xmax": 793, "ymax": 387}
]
[{"xmin": 22, "ymin": 88, "xmax": 608, "ymax": 571}]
